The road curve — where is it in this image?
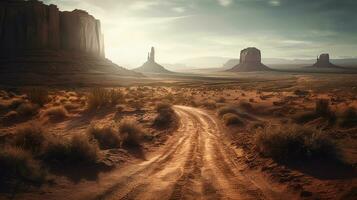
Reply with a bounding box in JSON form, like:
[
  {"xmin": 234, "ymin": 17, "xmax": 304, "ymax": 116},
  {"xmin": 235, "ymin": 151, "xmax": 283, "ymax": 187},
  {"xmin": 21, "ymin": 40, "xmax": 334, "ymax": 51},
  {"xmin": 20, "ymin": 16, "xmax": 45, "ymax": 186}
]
[
  {"xmin": 92, "ymin": 106, "xmax": 296, "ymax": 200},
  {"xmin": 16, "ymin": 106, "xmax": 297, "ymax": 200}
]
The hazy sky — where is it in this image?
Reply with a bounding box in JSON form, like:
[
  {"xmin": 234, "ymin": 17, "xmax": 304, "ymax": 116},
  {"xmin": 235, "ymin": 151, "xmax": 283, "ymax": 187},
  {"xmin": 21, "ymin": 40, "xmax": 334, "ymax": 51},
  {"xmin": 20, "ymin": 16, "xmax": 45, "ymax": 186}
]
[{"xmin": 44, "ymin": 0, "xmax": 357, "ymax": 68}]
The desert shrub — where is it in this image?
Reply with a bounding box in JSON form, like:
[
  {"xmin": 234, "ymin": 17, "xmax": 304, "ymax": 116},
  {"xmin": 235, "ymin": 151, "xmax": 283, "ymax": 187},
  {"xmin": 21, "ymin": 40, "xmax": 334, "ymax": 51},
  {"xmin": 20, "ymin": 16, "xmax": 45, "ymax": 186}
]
[
  {"xmin": 119, "ymin": 120, "xmax": 143, "ymax": 147},
  {"xmin": 68, "ymin": 134, "xmax": 99, "ymax": 163},
  {"xmin": 217, "ymin": 96, "xmax": 226, "ymax": 103},
  {"xmin": 109, "ymin": 89, "xmax": 124, "ymax": 105},
  {"xmin": 240, "ymin": 101, "xmax": 253, "ymax": 111},
  {"xmin": 16, "ymin": 103, "xmax": 39, "ymax": 117},
  {"xmin": 26, "ymin": 88, "xmax": 49, "ymax": 106},
  {"xmin": 87, "ymin": 88, "xmax": 123, "ymax": 109},
  {"xmin": 63, "ymin": 102, "xmax": 81, "ymax": 112},
  {"xmin": 0, "ymin": 146, "xmax": 45, "ymax": 185},
  {"xmin": 315, "ymin": 99, "xmax": 331, "ymax": 116},
  {"xmin": 42, "ymin": 137, "xmax": 70, "ymax": 162},
  {"xmin": 43, "ymin": 106, "xmax": 68, "ymax": 121},
  {"xmin": 294, "ymin": 111, "xmax": 317, "ymax": 123},
  {"xmin": 154, "ymin": 102, "xmax": 176, "ymax": 128},
  {"xmin": 202, "ymin": 100, "xmax": 216, "ymax": 109},
  {"xmin": 155, "ymin": 102, "xmax": 172, "ymax": 113},
  {"xmin": 8, "ymin": 99, "xmax": 26, "ymax": 109},
  {"xmin": 2, "ymin": 111, "xmax": 19, "ymax": 124},
  {"xmin": 44, "ymin": 134, "xmax": 99, "ymax": 164},
  {"xmin": 222, "ymin": 113, "xmax": 243, "ymax": 126},
  {"xmin": 88, "ymin": 125, "xmax": 121, "ymax": 149},
  {"xmin": 217, "ymin": 106, "xmax": 238, "ymax": 116},
  {"xmin": 339, "ymin": 107, "xmax": 357, "ymax": 127},
  {"xmin": 256, "ymin": 124, "xmax": 340, "ymax": 162},
  {"xmin": 294, "ymin": 89, "xmax": 309, "ymax": 97},
  {"xmin": 87, "ymin": 88, "xmax": 109, "ymax": 110},
  {"xmin": 14, "ymin": 123, "xmax": 46, "ymax": 154}
]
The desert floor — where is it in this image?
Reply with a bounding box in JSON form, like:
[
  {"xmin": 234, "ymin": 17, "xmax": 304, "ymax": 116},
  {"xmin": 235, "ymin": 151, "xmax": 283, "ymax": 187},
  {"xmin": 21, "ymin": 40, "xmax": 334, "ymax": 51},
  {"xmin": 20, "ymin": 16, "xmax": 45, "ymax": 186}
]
[{"xmin": 0, "ymin": 72, "xmax": 356, "ymax": 200}]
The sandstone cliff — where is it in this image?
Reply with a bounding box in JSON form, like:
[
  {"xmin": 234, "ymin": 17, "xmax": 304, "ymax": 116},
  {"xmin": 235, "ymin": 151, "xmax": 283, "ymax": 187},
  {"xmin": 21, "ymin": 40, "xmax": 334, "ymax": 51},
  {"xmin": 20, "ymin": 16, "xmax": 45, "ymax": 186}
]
[
  {"xmin": 0, "ymin": 0, "xmax": 104, "ymax": 57},
  {"xmin": 0, "ymin": 0, "xmax": 141, "ymax": 80},
  {"xmin": 228, "ymin": 47, "xmax": 270, "ymax": 72}
]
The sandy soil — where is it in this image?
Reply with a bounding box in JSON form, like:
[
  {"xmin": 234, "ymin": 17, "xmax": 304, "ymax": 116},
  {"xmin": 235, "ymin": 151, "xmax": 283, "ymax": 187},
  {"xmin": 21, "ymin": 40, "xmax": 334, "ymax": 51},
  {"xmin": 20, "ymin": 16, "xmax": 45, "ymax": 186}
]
[{"xmin": 9, "ymin": 106, "xmax": 297, "ymax": 200}]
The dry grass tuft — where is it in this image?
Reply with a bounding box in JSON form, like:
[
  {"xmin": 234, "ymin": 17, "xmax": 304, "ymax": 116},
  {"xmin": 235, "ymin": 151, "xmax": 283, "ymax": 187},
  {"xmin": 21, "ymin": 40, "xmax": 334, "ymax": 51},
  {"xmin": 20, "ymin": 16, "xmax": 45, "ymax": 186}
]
[
  {"xmin": 88, "ymin": 125, "xmax": 121, "ymax": 149},
  {"xmin": 26, "ymin": 88, "xmax": 49, "ymax": 106},
  {"xmin": 338, "ymin": 107, "xmax": 357, "ymax": 127},
  {"xmin": 256, "ymin": 124, "xmax": 341, "ymax": 162},
  {"xmin": 202, "ymin": 100, "xmax": 216, "ymax": 109},
  {"xmin": 14, "ymin": 123, "xmax": 46, "ymax": 153},
  {"xmin": 16, "ymin": 103, "xmax": 39, "ymax": 117},
  {"xmin": 119, "ymin": 120, "xmax": 144, "ymax": 147},
  {"xmin": 43, "ymin": 134, "xmax": 99, "ymax": 164},
  {"xmin": 222, "ymin": 113, "xmax": 243, "ymax": 126},
  {"xmin": 0, "ymin": 146, "xmax": 45, "ymax": 185},
  {"xmin": 154, "ymin": 102, "xmax": 176, "ymax": 128},
  {"xmin": 217, "ymin": 106, "xmax": 238, "ymax": 116},
  {"xmin": 87, "ymin": 88, "xmax": 124, "ymax": 110},
  {"xmin": 43, "ymin": 106, "xmax": 68, "ymax": 121}
]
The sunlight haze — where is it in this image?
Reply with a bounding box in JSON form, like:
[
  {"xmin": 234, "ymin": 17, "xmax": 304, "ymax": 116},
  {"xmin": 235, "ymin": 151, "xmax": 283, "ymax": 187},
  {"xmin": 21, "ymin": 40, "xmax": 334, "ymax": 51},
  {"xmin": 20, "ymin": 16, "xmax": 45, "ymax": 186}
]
[{"xmin": 43, "ymin": 0, "xmax": 357, "ymax": 68}]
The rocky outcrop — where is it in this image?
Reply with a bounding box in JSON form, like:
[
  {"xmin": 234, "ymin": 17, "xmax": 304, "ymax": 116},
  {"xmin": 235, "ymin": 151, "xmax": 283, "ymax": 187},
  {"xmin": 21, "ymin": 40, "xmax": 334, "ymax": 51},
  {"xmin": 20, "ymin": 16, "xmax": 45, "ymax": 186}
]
[
  {"xmin": 228, "ymin": 47, "xmax": 270, "ymax": 72},
  {"xmin": 312, "ymin": 53, "xmax": 339, "ymax": 68},
  {"xmin": 134, "ymin": 47, "xmax": 174, "ymax": 74},
  {"xmin": 0, "ymin": 0, "xmax": 141, "ymax": 79},
  {"xmin": 0, "ymin": 0, "xmax": 104, "ymax": 57}
]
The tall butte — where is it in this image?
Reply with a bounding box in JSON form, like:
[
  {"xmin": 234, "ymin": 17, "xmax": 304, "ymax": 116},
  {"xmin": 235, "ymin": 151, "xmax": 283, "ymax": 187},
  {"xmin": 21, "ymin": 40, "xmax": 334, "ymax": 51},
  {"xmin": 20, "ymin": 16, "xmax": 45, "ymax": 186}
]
[
  {"xmin": 311, "ymin": 53, "xmax": 340, "ymax": 68},
  {"xmin": 134, "ymin": 47, "xmax": 173, "ymax": 74},
  {"xmin": 228, "ymin": 47, "xmax": 270, "ymax": 72},
  {"xmin": 0, "ymin": 0, "xmax": 139, "ymax": 77}
]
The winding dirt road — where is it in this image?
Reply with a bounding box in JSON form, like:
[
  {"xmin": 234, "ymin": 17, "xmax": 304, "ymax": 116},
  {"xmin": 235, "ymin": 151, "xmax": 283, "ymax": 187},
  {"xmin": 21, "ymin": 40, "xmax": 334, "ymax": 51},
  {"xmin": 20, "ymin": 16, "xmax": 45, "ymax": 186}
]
[{"xmin": 19, "ymin": 106, "xmax": 297, "ymax": 200}]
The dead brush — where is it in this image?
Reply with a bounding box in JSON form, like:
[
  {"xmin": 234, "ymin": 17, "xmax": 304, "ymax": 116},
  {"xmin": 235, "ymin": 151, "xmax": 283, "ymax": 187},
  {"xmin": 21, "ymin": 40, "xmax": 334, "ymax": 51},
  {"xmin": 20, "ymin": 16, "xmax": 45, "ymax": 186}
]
[
  {"xmin": 154, "ymin": 102, "xmax": 176, "ymax": 128},
  {"xmin": 25, "ymin": 87, "xmax": 49, "ymax": 106},
  {"xmin": 88, "ymin": 125, "xmax": 122, "ymax": 149},
  {"xmin": 42, "ymin": 106, "xmax": 68, "ymax": 121},
  {"xmin": 255, "ymin": 124, "xmax": 341, "ymax": 162},
  {"xmin": 43, "ymin": 134, "xmax": 99, "ymax": 164},
  {"xmin": 119, "ymin": 120, "xmax": 144, "ymax": 147},
  {"xmin": 14, "ymin": 123, "xmax": 46, "ymax": 154},
  {"xmin": 222, "ymin": 113, "xmax": 243, "ymax": 126},
  {"xmin": 87, "ymin": 88, "xmax": 124, "ymax": 110},
  {"xmin": 0, "ymin": 146, "xmax": 45, "ymax": 186}
]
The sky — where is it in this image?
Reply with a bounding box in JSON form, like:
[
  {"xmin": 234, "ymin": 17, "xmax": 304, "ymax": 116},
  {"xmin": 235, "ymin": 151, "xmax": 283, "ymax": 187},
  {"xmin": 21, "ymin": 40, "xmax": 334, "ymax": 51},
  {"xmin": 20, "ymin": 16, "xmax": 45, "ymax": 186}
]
[{"xmin": 43, "ymin": 0, "xmax": 357, "ymax": 68}]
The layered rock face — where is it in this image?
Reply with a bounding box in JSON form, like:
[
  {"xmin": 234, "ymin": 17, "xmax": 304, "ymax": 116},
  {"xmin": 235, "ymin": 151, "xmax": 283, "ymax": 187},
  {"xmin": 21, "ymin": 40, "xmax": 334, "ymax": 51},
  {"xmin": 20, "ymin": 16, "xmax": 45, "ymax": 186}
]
[
  {"xmin": 0, "ymin": 0, "xmax": 104, "ymax": 57},
  {"xmin": 228, "ymin": 47, "xmax": 270, "ymax": 72},
  {"xmin": 134, "ymin": 47, "xmax": 173, "ymax": 74},
  {"xmin": 312, "ymin": 53, "xmax": 338, "ymax": 68},
  {"xmin": 0, "ymin": 0, "xmax": 141, "ymax": 80}
]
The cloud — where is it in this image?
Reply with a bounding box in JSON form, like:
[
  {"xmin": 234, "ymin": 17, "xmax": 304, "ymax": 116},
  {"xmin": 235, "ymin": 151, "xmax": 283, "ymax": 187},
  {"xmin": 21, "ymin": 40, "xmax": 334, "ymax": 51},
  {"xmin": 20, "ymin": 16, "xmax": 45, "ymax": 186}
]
[
  {"xmin": 172, "ymin": 7, "xmax": 186, "ymax": 13},
  {"xmin": 269, "ymin": 0, "xmax": 281, "ymax": 6},
  {"xmin": 217, "ymin": 0, "xmax": 233, "ymax": 7}
]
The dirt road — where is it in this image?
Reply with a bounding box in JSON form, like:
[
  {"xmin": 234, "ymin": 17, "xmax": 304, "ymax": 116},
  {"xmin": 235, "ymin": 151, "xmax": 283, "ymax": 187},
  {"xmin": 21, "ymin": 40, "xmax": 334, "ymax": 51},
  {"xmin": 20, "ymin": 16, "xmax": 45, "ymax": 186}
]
[{"xmin": 18, "ymin": 106, "xmax": 297, "ymax": 200}]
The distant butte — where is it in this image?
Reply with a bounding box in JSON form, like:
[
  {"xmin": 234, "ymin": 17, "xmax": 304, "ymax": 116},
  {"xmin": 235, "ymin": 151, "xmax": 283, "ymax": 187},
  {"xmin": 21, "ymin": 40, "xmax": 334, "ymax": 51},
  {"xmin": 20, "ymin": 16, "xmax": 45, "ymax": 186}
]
[
  {"xmin": 311, "ymin": 53, "xmax": 340, "ymax": 68},
  {"xmin": 228, "ymin": 47, "xmax": 271, "ymax": 72},
  {"xmin": 134, "ymin": 47, "xmax": 174, "ymax": 74}
]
